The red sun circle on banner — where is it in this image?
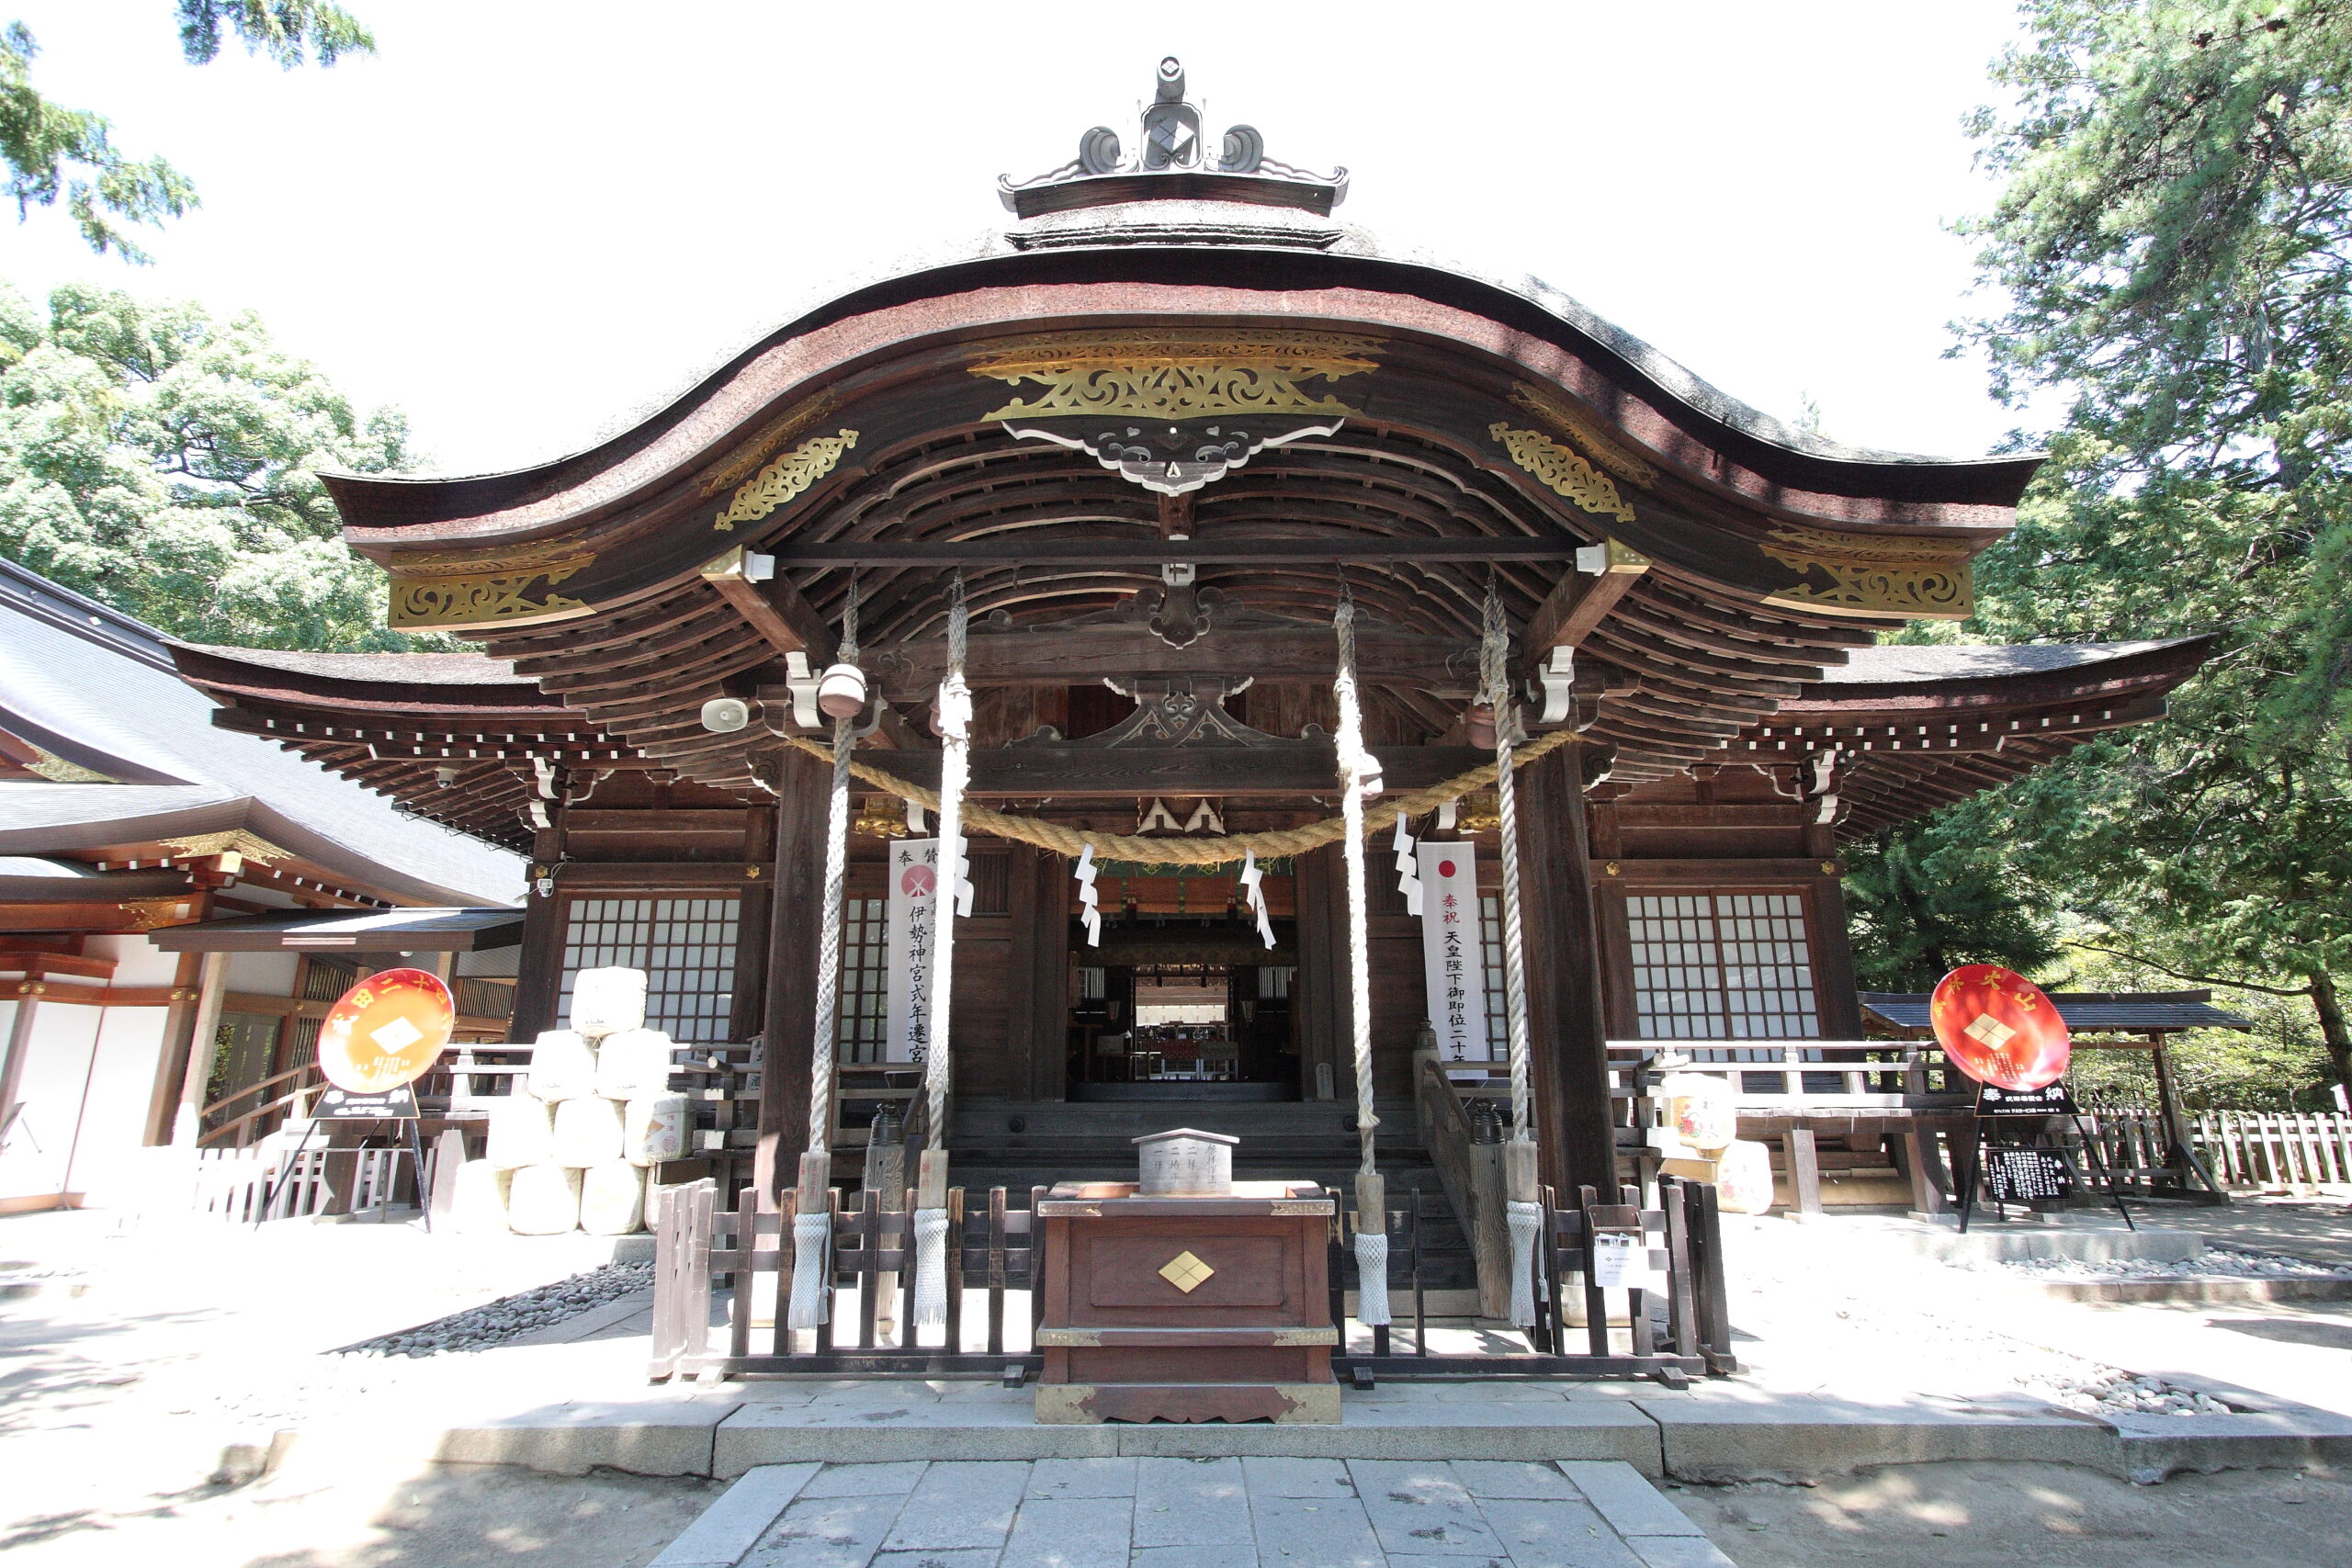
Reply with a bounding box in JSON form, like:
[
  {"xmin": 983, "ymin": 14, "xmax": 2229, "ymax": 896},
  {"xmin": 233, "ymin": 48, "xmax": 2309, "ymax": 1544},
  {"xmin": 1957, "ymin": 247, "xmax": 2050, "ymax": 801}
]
[
  {"xmin": 900, "ymin": 863, "xmax": 936, "ymax": 897},
  {"xmin": 1929, "ymin": 964, "xmax": 2071, "ymax": 1091},
  {"xmin": 1437, "ymin": 860, "xmax": 1459, "ymax": 878},
  {"xmin": 316, "ymin": 967, "xmax": 455, "ymax": 1093}
]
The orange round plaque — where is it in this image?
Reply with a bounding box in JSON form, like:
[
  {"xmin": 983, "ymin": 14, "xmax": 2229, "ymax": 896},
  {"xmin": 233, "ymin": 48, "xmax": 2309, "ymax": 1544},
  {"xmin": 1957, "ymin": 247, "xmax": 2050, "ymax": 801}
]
[
  {"xmin": 316, "ymin": 967, "xmax": 455, "ymax": 1093},
  {"xmin": 1929, "ymin": 964, "xmax": 2071, "ymax": 1091}
]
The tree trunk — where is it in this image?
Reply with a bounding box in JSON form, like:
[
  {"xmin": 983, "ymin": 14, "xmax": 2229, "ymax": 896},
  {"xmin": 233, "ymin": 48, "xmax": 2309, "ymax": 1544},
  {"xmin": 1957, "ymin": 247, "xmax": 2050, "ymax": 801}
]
[{"xmin": 2311, "ymin": 969, "xmax": 2352, "ymax": 1089}]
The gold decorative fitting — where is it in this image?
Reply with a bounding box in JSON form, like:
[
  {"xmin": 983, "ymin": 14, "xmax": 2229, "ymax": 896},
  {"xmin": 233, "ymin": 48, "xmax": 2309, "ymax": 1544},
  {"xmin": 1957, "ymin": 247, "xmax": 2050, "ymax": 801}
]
[
  {"xmin": 390, "ymin": 560, "xmax": 592, "ymax": 631},
  {"xmin": 1758, "ymin": 524, "xmax": 1974, "ymax": 620},
  {"xmin": 164, "ymin": 829, "xmax": 292, "ymax": 865},
  {"xmin": 969, "ymin": 330, "xmax": 1381, "ymax": 421},
  {"xmin": 1158, "ymin": 1249, "xmax": 1216, "ymax": 1293},
  {"xmin": 1821, "ymin": 860, "xmax": 1838, "ymax": 875},
  {"xmin": 1604, "ymin": 861, "xmax": 1622, "ymax": 876},
  {"xmin": 1489, "ymin": 423, "xmax": 1637, "ymax": 523},
  {"xmin": 1454, "ymin": 791, "xmax": 1501, "ymax": 834},
  {"xmin": 698, "ymin": 392, "xmax": 841, "ymax": 498},
  {"xmin": 1509, "ymin": 386, "xmax": 1659, "ymax": 488},
  {"xmin": 744, "ymin": 864, "xmax": 763, "ymax": 879},
  {"xmin": 713, "ymin": 429, "xmax": 859, "ymax": 532},
  {"xmin": 854, "ymin": 803, "xmax": 912, "ymax": 839}
]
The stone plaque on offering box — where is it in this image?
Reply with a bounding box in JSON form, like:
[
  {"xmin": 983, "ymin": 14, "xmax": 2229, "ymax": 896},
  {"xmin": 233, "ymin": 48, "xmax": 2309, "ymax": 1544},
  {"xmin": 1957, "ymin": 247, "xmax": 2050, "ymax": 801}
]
[{"xmin": 1033, "ymin": 1131, "xmax": 1339, "ymax": 1425}]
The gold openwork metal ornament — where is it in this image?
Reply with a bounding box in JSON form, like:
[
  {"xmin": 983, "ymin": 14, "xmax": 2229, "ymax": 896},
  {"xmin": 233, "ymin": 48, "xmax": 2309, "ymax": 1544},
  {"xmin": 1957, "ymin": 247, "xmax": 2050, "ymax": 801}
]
[
  {"xmin": 1509, "ymin": 386, "xmax": 1659, "ymax": 489},
  {"xmin": 1488, "ymin": 423, "xmax": 1637, "ymax": 523},
  {"xmin": 390, "ymin": 562, "xmax": 592, "ymax": 630},
  {"xmin": 714, "ymin": 429, "xmax": 860, "ymax": 532},
  {"xmin": 1758, "ymin": 524, "xmax": 1975, "ymax": 619},
  {"xmin": 969, "ymin": 330, "xmax": 1380, "ymax": 421},
  {"xmin": 1158, "ymin": 1249, "xmax": 1216, "ymax": 1292}
]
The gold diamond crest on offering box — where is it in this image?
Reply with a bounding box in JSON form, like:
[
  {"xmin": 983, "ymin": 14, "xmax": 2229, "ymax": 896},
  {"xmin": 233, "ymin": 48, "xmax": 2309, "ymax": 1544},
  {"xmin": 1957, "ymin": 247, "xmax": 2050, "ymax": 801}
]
[
  {"xmin": 1159, "ymin": 1250, "xmax": 1216, "ymax": 1293},
  {"xmin": 1964, "ymin": 1012, "xmax": 2018, "ymax": 1050}
]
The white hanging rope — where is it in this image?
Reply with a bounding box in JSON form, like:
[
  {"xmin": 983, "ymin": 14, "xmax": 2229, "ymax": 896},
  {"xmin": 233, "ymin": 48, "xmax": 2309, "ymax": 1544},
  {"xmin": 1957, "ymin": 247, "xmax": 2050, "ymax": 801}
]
[
  {"xmin": 1482, "ymin": 582, "xmax": 1537, "ymax": 1145},
  {"xmin": 1333, "ymin": 596, "xmax": 1380, "ymax": 1178},
  {"xmin": 912, "ymin": 576, "xmax": 970, "ymax": 1332},
  {"xmin": 1334, "ymin": 594, "xmax": 1392, "ymax": 1328},
  {"xmin": 790, "ymin": 581, "xmax": 860, "ymax": 1331}
]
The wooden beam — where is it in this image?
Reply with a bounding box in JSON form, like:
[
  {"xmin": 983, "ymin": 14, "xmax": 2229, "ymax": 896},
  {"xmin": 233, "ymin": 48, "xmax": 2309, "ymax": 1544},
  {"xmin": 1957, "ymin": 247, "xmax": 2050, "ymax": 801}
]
[
  {"xmin": 700, "ymin": 547, "xmax": 835, "ymax": 660},
  {"xmin": 765, "ymin": 536, "xmax": 1581, "ymax": 568},
  {"xmin": 824, "ymin": 623, "xmax": 1479, "ymax": 698},
  {"xmin": 855, "ymin": 743, "xmax": 1491, "ymax": 797},
  {"xmin": 1525, "ymin": 538, "xmax": 1651, "ymax": 655}
]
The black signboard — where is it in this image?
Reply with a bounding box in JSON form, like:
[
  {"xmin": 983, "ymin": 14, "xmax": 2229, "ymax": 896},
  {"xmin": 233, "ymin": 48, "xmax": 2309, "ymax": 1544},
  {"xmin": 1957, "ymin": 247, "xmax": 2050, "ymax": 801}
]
[
  {"xmin": 1985, "ymin": 1147, "xmax": 2075, "ymax": 1202},
  {"xmin": 1975, "ymin": 1082, "xmax": 2077, "ymax": 1118},
  {"xmin": 315, "ymin": 1084, "xmax": 420, "ymax": 1121}
]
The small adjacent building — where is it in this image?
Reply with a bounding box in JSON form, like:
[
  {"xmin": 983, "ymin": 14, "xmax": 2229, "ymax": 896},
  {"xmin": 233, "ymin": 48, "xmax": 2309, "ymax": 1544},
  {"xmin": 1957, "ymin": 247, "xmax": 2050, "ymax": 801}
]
[{"xmin": 0, "ymin": 559, "xmax": 521, "ymax": 1213}]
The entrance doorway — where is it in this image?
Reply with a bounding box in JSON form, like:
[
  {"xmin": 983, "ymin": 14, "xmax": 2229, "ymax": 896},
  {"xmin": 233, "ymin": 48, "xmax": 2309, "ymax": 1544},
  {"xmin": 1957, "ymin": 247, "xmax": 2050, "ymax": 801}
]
[{"xmin": 1066, "ymin": 922, "xmax": 1298, "ymax": 1100}]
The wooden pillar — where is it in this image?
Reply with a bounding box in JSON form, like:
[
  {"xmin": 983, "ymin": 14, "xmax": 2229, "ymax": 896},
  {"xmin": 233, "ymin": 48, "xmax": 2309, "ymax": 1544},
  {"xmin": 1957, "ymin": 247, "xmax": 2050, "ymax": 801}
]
[
  {"xmin": 1008, "ymin": 845, "xmax": 1071, "ymax": 1102},
  {"xmin": 1293, "ymin": 844, "xmax": 1343, "ymax": 1101},
  {"xmin": 511, "ymin": 813, "xmax": 566, "ymax": 1041},
  {"xmin": 1807, "ymin": 869, "xmax": 1863, "ymax": 1039},
  {"xmin": 729, "ymin": 804, "xmax": 778, "ymax": 1043},
  {"xmin": 755, "ymin": 746, "xmax": 829, "ymax": 1204},
  {"xmin": 168, "ymin": 951, "xmax": 231, "ymax": 1145},
  {"xmin": 1514, "ymin": 741, "xmax": 1616, "ymax": 1197}
]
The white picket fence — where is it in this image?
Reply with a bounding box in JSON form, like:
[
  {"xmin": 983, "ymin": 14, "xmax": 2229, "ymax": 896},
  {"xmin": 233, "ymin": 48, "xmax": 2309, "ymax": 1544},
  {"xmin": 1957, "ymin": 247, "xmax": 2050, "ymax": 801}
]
[
  {"xmin": 2192, "ymin": 1111, "xmax": 2352, "ymax": 1189},
  {"xmin": 190, "ymin": 1142, "xmax": 418, "ymax": 1223}
]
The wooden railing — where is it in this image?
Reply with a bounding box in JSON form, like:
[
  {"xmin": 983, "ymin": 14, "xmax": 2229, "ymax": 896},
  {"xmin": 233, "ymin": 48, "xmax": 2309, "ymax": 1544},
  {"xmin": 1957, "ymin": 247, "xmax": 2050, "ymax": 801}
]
[
  {"xmin": 1415, "ymin": 1054, "xmax": 1512, "ymax": 1318},
  {"xmin": 1607, "ymin": 1041, "xmax": 1962, "ymax": 1109},
  {"xmin": 198, "ymin": 1061, "xmax": 325, "ymax": 1146},
  {"xmin": 2189, "ymin": 1110, "xmax": 2351, "ymax": 1189}
]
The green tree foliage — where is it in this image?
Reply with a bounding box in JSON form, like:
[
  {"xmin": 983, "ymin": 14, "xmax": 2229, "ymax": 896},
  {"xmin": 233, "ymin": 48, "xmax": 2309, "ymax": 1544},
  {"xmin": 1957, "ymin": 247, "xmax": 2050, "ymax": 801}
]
[
  {"xmin": 0, "ymin": 280, "xmax": 424, "ymax": 649},
  {"xmin": 1842, "ymin": 819, "xmax": 2061, "ymax": 993},
  {"xmin": 1, "ymin": 3, "xmax": 370, "ymax": 260},
  {"xmin": 1923, "ymin": 0, "xmax": 2352, "ymax": 1087}
]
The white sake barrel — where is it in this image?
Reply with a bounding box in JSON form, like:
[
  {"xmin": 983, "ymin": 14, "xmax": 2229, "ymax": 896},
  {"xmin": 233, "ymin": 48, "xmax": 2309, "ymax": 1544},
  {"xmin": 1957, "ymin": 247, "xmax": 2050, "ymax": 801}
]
[
  {"xmin": 624, "ymin": 1093, "xmax": 689, "ymax": 1167},
  {"xmin": 580, "ymin": 1160, "xmax": 645, "ymax": 1235},
  {"xmin": 1714, "ymin": 1138, "xmax": 1778, "ymax": 1216},
  {"xmin": 595, "ymin": 1027, "xmax": 676, "ymax": 1100},
  {"xmin": 526, "ymin": 1030, "xmax": 597, "ymax": 1102},
  {"xmin": 449, "ymin": 1161, "xmax": 514, "ymax": 1235},
  {"xmin": 484, "ymin": 1094, "xmax": 554, "ymax": 1169},
  {"xmin": 505, "ymin": 1163, "xmax": 582, "ymax": 1235},
  {"xmin": 551, "ymin": 1093, "xmax": 625, "ymax": 1168},
  {"xmin": 569, "ymin": 966, "xmax": 647, "ymax": 1040}
]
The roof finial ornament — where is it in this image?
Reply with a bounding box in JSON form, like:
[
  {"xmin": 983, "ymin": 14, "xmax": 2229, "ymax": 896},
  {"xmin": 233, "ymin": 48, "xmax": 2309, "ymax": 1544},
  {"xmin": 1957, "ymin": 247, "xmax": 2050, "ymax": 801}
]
[{"xmin": 1000, "ymin": 56, "xmax": 1348, "ymax": 218}]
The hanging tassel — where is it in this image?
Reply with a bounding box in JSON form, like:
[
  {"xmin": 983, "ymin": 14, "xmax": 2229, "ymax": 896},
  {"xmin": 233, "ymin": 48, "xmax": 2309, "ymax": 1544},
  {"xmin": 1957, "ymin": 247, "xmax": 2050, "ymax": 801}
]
[
  {"xmin": 786, "ymin": 1209, "xmax": 831, "ymax": 1328},
  {"xmin": 1393, "ymin": 812, "xmax": 1423, "ymax": 916},
  {"xmin": 1507, "ymin": 1199, "xmax": 1544, "ymax": 1329},
  {"xmin": 1075, "ymin": 843, "xmax": 1102, "ymax": 948},
  {"xmin": 1353, "ymin": 1228, "xmax": 1392, "ymax": 1326},
  {"xmin": 910, "ymin": 1204, "xmax": 950, "ymax": 1330}
]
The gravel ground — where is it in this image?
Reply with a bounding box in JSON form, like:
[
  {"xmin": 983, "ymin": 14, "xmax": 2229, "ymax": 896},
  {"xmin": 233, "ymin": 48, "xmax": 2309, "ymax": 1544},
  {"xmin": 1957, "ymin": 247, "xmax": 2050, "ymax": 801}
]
[
  {"xmin": 337, "ymin": 1260, "xmax": 654, "ymax": 1357},
  {"xmin": 1990, "ymin": 1245, "xmax": 2352, "ymax": 1281}
]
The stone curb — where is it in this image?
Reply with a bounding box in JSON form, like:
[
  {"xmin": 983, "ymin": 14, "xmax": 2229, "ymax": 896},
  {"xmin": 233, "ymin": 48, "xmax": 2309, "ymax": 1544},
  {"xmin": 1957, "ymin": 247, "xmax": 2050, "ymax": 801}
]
[
  {"xmin": 1636, "ymin": 1396, "xmax": 2114, "ymax": 1482},
  {"xmin": 648, "ymin": 1462, "xmax": 817, "ymax": 1567},
  {"xmin": 2018, "ymin": 1275, "xmax": 2352, "ymax": 1304}
]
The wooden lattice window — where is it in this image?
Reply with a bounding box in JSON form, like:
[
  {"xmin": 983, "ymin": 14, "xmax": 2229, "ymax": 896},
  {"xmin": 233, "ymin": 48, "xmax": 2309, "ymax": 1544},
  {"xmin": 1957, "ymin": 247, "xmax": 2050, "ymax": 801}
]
[
  {"xmin": 558, "ymin": 897, "xmax": 740, "ymax": 1043},
  {"xmin": 836, "ymin": 897, "xmax": 889, "ymax": 1063},
  {"xmin": 1625, "ymin": 892, "xmax": 1820, "ymax": 1041}
]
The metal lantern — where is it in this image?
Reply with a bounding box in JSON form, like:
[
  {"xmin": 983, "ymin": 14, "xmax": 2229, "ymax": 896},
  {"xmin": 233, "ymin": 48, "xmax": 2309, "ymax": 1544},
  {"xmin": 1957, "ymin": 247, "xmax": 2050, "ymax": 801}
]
[{"xmin": 817, "ymin": 661, "xmax": 868, "ymax": 720}]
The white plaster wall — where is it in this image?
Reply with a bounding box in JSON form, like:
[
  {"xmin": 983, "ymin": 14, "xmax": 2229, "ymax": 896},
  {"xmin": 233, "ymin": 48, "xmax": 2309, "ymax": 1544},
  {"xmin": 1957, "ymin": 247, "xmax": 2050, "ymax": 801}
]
[
  {"xmin": 62, "ymin": 1004, "xmax": 170, "ymax": 1207},
  {"xmin": 224, "ymin": 949, "xmax": 300, "ymax": 997},
  {"xmin": 90, "ymin": 933, "xmax": 181, "ymax": 987},
  {"xmin": 0, "ymin": 998, "xmax": 104, "ymax": 1202}
]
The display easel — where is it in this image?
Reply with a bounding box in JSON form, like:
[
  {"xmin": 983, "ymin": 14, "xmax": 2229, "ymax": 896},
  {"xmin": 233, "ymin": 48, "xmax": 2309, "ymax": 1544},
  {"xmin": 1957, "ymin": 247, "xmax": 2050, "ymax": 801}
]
[
  {"xmin": 255, "ymin": 1082, "xmax": 431, "ymax": 1228},
  {"xmin": 1955, "ymin": 1080, "xmax": 2134, "ymax": 1234}
]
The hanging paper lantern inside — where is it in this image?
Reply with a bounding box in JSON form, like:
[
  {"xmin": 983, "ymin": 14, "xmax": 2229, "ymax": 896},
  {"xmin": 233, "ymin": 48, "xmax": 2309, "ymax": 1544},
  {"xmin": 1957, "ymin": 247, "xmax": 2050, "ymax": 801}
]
[
  {"xmin": 317, "ymin": 967, "xmax": 454, "ymax": 1093},
  {"xmin": 1930, "ymin": 964, "xmax": 2071, "ymax": 1091}
]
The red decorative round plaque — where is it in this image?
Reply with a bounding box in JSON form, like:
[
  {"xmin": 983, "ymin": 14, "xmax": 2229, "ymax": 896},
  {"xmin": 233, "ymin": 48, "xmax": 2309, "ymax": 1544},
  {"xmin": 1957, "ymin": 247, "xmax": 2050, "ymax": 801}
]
[
  {"xmin": 316, "ymin": 967, "xmax": 456, "ymax": 1093},
  {"xmin": 1929, "ymin": 964, "xmax": 2070, "ymax": 1091}
]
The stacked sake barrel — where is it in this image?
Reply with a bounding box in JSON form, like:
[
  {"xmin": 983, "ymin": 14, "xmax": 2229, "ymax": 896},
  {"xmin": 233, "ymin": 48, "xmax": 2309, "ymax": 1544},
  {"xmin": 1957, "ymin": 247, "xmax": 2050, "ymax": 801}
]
[{"xmin": 453, "ymin": 966, "xmax": 689, "ymax": 1235}]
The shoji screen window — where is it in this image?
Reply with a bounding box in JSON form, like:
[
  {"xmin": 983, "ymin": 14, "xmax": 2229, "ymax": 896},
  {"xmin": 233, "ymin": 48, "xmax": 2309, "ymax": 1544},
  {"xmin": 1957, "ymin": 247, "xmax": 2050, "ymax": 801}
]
[
  {"xmin": 1626, "ymin": 892, "xmax": 1820, "ymax": 1040},
  {"xmin": 558, "ymin": 897, "xmax": 740, "ymax": 1044},
  {"xmin": 836, "ymin": 897, "xmax": 889, "ymax": 1063}
]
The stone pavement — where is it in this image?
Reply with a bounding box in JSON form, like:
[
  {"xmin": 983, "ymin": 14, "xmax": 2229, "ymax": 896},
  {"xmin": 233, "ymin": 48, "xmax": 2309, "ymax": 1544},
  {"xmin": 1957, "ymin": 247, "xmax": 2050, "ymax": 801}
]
[{"xmin": 650, "ymin": 1458, "xmax": 1735, "ymax": 1568}]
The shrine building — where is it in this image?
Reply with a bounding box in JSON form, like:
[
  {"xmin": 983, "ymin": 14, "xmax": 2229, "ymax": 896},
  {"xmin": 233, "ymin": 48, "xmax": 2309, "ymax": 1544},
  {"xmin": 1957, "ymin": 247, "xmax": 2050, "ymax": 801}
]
[{"xmin": 170, "ymin": 62, "xmax": 2212, "ymax": 1218}]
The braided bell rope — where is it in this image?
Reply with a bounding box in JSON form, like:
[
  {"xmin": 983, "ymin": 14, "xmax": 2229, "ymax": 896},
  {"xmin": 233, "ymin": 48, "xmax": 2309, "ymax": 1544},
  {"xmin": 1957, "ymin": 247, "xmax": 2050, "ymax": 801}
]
[
  {"xmin": 1333, "ymin": 597, "xmax": 1380, "ymax": 1179},
  {"xmin": 921, "ymin": 577, "xmax": 969, "ymax": 1152},
  {"xmin": 1482, "ymin": 583, "xmax": 1538, "ymax": 1143}
]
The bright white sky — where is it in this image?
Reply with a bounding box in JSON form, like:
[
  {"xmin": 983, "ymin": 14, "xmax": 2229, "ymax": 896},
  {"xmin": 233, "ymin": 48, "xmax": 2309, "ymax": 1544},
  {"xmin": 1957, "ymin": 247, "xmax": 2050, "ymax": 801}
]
[{"xmin": 0, "ymin": 1, "xmax": 2037, "ymax": 476}]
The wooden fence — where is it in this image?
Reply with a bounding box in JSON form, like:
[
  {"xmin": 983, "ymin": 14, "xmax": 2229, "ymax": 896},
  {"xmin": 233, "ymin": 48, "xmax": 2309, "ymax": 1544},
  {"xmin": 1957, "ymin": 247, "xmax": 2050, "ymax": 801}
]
[
  {"xmin": 2190, "ymin": 1111, "xmax": 2352, "ymax": 1189},
  {"xmin": 647, "ymin": 1174, "xmax": 1734, "ymax": 1386},
  {"xmin": 191, "ymin": 1144, "xmax": 413, "ymax": 1223}
]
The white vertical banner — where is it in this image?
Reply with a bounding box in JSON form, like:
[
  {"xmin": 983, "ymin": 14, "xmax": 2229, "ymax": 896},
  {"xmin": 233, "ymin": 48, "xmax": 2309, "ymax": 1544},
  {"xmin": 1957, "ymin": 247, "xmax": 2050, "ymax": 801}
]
[
  {"xmin": 1416, "ymin": 841, "xmax": 1493, "ymax": 1064},
  {"xmin": 885, "ymin": 838, "xmax": 941, "ymax": 1063}
]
